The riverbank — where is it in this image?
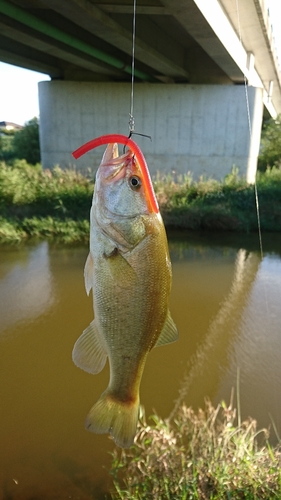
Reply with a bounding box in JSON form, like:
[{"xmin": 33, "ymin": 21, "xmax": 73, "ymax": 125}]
[{"xmin": 1, "ymin": 161, "xmax": 281, "ymax": 243}]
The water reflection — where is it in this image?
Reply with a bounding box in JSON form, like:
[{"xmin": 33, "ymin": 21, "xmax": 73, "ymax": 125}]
[
  {"xmin": 215, "ymin": 254, "xmax": 281, "ymax": 434},
  {"xmin": 0, "ymin": 242, "xmax": 54, "ymax": 334},
  {"xmin": 171, "ymin": 249, "xmax": 260, "ymax": 417},
  {"xmin": 0, "ymin": 234, "xmax": 281, "ymax": 498}
]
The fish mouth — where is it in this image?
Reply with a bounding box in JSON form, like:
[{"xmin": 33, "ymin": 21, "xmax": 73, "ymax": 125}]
[
  {"xmin": 73, "ymin": 134, "xmax": 159, "ymax": 213},
  {"xmin": 103, "ymin": 152, "xmax": 134, "ymax": 181},
  {"xmin": 101, "ymin": 144, "xmax": 134, "ymax": 182}
]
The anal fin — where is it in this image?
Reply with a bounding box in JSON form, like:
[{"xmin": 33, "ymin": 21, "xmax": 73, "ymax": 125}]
[
  {"xmin": 155, "ymin": 311, "xmax": 178, "ymax": 347},
  {"xmin": 72, "ymin": 320, "xmax": 107, "ymax": 374}
]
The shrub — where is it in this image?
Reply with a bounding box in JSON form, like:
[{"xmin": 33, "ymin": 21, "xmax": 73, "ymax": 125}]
[{"xmin": 12, "ymin": 117, "xmax": 40, "ymax": 164}]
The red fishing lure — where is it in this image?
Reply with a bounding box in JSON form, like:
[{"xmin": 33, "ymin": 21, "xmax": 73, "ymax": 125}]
[{"xmin": 72, "ymin": 134, "xmax": 159, "ymax": 214}]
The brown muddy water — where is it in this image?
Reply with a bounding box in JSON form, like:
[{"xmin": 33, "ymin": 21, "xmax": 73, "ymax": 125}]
[{"xmin": 0, "ymin": 231, "xmax": 281, "ymax": 499}]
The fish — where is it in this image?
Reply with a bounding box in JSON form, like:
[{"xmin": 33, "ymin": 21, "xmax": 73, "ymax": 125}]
[{"xmin": 72, "ymin": 138, "xmax": 178, "ymax": 448}]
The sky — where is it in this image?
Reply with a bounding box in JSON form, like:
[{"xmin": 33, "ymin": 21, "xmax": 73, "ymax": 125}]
[{"xmin": 0, "ymin": 0, "xmax": 281, "ymax": 126}]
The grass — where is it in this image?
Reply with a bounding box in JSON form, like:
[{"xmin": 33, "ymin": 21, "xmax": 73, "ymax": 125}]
[
  {"xmin": 156, "ymin": 167, "xmax": 281, "ymax": 232},
  {"xmin": 110, "ymin": 395, "xmax": 281, "ymax": 500},
  {"xmin": 0, "ymin": 160, "xmax": 92, "ymax": 243},
  {"xmin": 1, "ymin": 161, "xmax": 281, "ymax": 243}
]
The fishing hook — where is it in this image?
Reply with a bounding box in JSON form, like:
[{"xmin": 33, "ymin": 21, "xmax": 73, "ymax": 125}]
[{"xmin": 72, "ymin": 133, "xmax": 158, "ymax": 213}]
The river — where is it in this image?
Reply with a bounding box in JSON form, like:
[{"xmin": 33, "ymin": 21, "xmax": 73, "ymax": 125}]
[{"xmin": 0, "ymin": 231, "xmax": 280, "ymax": 499}]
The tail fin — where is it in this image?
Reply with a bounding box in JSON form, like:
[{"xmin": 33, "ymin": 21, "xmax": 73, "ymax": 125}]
[{"xmin": 85, "ymin": 390, "xmax": 139, "ymax": 448}]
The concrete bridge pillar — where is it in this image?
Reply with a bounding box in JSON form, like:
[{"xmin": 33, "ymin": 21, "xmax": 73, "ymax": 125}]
[{"xmin": 38, "ymin": 81, "xmax": 263, "ymax": 182}]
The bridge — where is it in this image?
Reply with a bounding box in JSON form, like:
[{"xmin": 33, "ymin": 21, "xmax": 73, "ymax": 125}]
[{"xmin": 1, "ymin": 0, "xmax": 281, "ymax": 181}]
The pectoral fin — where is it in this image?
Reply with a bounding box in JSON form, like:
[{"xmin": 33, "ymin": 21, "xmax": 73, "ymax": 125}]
[
  {"xmin": 72, "ymin": 320, "xmax": 107, "ymax": 374},
  {"xmin": 155, "ymin": 311, "xmax": 178, "ymax": 347},
  {"xmin": 105, "ymin": 249, "xmax": 137, "ymax": 288},
  {"xmin": 84, "ymin": 252, "xmax": 94, "ymax": 296}
]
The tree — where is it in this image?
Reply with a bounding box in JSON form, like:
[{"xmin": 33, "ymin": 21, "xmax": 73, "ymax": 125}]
[
  {"xmin": 12, "ymin": 117, "xmax": 40, "ymax": 165},
  {"xmin": 0, "ymin": 128, "xmax": 16, "ymax": 163},
  {"xmin": 258, "ymin": 115, "xmax": 281, "ymax": 171}
]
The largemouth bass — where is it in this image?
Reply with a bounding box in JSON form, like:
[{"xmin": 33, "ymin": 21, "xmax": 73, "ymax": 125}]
[{"xmin": 72, "ymin": 136, "xmax": 178, "ymax": 448}]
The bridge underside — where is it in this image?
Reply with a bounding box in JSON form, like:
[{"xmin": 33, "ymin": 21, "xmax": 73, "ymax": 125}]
[
  {"xmin": 1, "ymin": 0, "xmax": 280, "ymax": 113},
  {"xmin": 0, "ymin": 1, "xmax": 233, "ymax": 83}
]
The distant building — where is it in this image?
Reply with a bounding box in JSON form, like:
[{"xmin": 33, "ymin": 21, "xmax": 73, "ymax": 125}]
[{"xmin": 0, "ymin": 121, "xmax": 23, "ymax": 131}]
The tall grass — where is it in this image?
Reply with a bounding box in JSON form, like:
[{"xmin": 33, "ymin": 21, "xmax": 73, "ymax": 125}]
[
  {"xmin": 0, "ymin": 160, "xmax": 93, "ymax": 216},
  {"xmin": 110, "ymin": 396, "xmax": 281, "ymax": 499},
  {"xmin": 155, "ymin": 166, "xmax": 281, "ymax": 232},
  {"xmin": 0, "ymin": 161, "xmax": 92, "ymax": 242}
]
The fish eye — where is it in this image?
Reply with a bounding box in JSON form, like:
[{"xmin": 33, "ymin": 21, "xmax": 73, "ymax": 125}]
[{"xmin": 129, "ymin": 175, "xmax": 142, "ymax": 190}]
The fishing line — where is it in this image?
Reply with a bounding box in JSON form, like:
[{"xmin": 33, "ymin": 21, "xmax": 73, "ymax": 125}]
[
  {"xmin": 235, "ymin": 0, "xmax": 270, "ymax": 332},
  {"xmin": 235, "ymin": 1, "xmax": 281, "ymax": 427},
  {"xmin": 129, "ymin": 0, "xmax": 137, "ymax": 134},
  {"xmin": 235, "ymin": 0, "xmax": 264, "ymax": 260},
  {"xmin": 126, "ymin": 1, "xmax": 152, "ymax": 147}
]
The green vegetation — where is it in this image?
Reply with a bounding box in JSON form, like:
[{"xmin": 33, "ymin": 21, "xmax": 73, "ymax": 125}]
[
  {"xmin": 0, "ymin": 160, "xmax": 92, "ymax": 243},
  {"xmin": 0, "ymin": 118, "xmax": 40, "ymax": 164},
  {"xmin": 156, "ymin": 166, "xmax": 281, "ymax": 232},
  {"xmin": 258, "ymin": 115, "xmax": 281, "ymax": 171},
  {"xmin": 1, "ymin": 161, "xmax": 281, "ymax": 243},
  {"xmin": 0, "ymin": 127, "xmax": 16, "ymax": 163},
  {"xmin": 110, "ymin": 398, "xmax": 281, "ymax": 500},
  {"xmin": 12, "ymin": 117, "xmax": 40, "ymax": 164}
]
